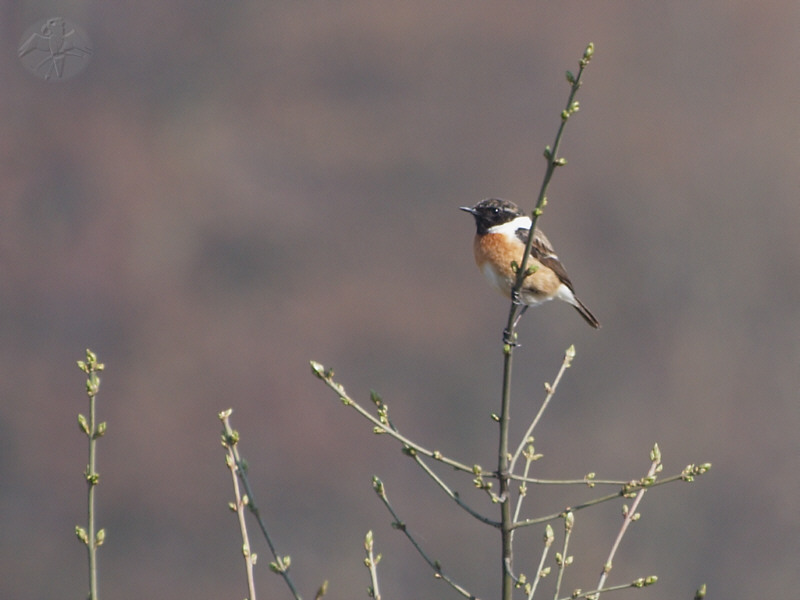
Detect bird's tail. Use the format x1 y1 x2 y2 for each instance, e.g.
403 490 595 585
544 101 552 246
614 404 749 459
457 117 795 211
573 297 601 329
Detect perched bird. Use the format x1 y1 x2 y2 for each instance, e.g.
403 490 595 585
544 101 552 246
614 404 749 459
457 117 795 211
460 198 600 328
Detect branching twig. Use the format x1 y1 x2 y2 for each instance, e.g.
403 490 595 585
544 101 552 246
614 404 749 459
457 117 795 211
306 41 712 600
219 409 258 600
310 362 478 476
510 461 710 532
219 410 305 600
557 576 658 600
370 389 499 526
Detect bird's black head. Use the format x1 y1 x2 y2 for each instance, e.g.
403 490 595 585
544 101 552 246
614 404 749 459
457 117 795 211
459 198 524 235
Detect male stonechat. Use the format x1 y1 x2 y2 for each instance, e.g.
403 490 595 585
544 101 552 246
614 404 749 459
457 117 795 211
461 198 600 328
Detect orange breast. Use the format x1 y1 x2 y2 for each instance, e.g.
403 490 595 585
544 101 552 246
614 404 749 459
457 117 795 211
473 233 561 302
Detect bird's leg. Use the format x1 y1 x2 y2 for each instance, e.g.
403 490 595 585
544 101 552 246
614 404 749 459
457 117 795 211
503 304 528 346
512 304 528 330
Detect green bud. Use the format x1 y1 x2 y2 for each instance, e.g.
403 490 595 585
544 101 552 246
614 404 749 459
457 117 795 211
544 524 555 545
309 360 326 378
650 443 661 462
75 525 89 545
564 511 575 531
77 414 90 435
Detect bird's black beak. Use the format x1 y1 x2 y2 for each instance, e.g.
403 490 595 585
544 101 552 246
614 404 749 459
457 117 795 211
459 206 477 215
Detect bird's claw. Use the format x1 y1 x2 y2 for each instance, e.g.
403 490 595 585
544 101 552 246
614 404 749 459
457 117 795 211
503 328 520 348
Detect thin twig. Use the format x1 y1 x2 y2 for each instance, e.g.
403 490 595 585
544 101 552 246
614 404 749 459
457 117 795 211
220 410 258 600
509 346 575 473
310 362 477 475
525 525 554 600
508 474 628 486
370 390 500 527
511 463 711 531
557 576 658 600
553 512 574 600
590 445 661 600
505 42 596 346
364 531 382 600
410 454 500 527
372 477 479 600
219 411 303 600
76 349 106 600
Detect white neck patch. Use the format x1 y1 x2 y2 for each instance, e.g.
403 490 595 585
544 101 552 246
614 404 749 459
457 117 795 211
487 215 532 236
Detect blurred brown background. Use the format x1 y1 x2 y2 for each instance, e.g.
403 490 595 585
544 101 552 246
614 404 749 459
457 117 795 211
1 2 798 599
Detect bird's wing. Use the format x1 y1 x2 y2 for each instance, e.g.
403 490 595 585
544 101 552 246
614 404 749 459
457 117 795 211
515 226 575 289
18 33 49 56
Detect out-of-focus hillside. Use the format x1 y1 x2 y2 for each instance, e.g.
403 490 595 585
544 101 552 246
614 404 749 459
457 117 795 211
1 2 798 599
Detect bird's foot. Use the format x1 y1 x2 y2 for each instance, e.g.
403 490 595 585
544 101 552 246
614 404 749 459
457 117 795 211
502 328 520 348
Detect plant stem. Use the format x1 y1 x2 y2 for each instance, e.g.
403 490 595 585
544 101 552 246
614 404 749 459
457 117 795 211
219 412 303 600
499 345 515 600
220 410 258 600
76 349 105 600
593 447 661 599
372 477 478 599
87 386 99 600
498 43 594 600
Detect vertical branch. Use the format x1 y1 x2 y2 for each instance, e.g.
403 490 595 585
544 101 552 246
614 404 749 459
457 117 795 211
516 43 595 294
364 531 382 600
219 410 305 600
220 409 258 600
76 349 107 600
525 524 554 600
497 43 594 600
592 445 662 599
553 512 575 600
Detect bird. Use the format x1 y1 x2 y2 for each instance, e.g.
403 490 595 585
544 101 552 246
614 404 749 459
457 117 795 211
460 198 600 329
